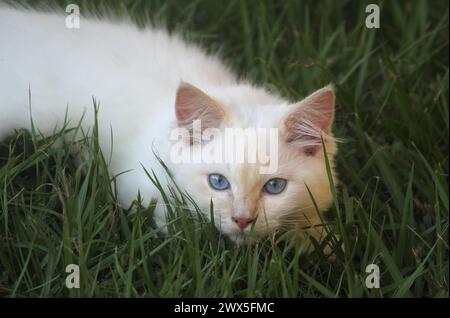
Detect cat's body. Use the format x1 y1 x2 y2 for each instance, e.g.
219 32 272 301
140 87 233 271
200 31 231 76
0 6 337 244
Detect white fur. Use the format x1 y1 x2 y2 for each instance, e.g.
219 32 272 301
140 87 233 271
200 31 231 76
0 7 336 243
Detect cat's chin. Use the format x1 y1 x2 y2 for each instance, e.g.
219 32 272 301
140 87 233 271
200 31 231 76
223 230 261 246
228 234 246 246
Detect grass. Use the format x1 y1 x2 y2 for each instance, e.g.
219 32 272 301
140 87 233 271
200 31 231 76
0 0 448 297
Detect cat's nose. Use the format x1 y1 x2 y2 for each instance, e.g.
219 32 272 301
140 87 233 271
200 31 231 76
232 216 254 230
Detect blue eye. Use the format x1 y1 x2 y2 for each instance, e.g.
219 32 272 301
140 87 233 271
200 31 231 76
263 178 287 194
208 174 230 191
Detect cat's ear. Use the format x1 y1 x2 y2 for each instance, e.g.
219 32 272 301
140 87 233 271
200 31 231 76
283 85 335 155
175 82 225 130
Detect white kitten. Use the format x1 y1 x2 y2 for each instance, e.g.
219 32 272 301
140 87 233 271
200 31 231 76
0 7 337 244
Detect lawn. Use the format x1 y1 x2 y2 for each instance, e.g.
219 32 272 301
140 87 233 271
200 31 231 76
0 0 448 297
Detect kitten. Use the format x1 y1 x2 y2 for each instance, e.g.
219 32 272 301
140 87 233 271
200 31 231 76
0 6 337 244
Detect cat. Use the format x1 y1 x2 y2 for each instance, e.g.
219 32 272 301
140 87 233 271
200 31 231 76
0 6 337 245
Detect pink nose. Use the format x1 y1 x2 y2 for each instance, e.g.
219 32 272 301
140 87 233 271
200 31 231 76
232 216 254 230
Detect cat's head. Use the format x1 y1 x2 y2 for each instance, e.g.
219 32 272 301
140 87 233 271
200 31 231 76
170 82 337 244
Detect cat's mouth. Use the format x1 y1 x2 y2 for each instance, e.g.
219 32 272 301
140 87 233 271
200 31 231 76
225 228 260 245
229 232 247 246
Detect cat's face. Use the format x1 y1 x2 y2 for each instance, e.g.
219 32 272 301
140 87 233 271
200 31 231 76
171 83 337 243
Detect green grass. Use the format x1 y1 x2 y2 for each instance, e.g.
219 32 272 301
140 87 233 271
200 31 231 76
0 0 448 297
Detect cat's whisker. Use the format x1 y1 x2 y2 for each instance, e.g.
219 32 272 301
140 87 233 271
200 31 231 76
274 205 316 218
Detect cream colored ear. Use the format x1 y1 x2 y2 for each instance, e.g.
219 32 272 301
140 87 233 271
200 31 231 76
175 82 225 129
284 85 335 154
